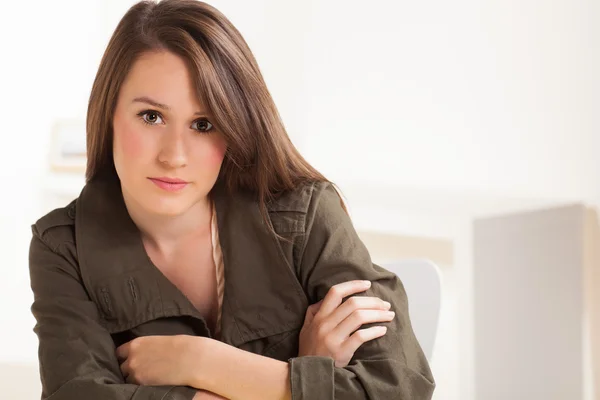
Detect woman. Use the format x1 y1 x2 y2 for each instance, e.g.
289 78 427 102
28 0 435 399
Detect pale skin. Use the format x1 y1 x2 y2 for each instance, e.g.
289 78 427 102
111 50 395 400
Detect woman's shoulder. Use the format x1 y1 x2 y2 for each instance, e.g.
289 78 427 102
31 198 78 251
31 175 122 249
267 180 336 214
266 180 345 238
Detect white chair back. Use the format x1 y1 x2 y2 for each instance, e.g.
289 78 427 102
381 259 442 361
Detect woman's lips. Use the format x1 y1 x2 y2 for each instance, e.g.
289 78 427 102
148 177 189 192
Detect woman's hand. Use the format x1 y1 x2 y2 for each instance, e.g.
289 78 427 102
298 280 395 368
116 335 200 387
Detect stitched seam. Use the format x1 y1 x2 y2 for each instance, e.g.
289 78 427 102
156 276 165 316
266 214 308 302
35 217 74 242
262 328 299 357
159 385 178 400
289 358 296 400
229 296 246 342
99 306 200 332
128 277 138 303
296 181 317 269
100 287 112 317
404 364 436 387
41 233 74 255
269 216 304 234
240 320 301 339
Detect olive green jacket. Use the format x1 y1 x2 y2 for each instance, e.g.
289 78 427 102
29 176 435 399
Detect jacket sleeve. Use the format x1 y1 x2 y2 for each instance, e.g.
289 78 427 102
287 183 436 400
28 230 197 400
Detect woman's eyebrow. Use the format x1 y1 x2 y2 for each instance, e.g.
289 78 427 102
132 96 208 116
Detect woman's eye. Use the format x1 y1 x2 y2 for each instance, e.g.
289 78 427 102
137 110 213 133
139 110 163 125
192 119 214 133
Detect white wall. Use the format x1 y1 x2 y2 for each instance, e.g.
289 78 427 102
0 0 109 366
302 0 600 204
300 3 598 398
0 1 598 399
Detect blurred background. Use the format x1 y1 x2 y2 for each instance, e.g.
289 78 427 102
0 0 598 399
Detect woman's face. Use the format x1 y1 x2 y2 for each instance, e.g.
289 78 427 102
112 50 227 217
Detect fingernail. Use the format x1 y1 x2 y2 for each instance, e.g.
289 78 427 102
363 280 371 287
378 326 387 332
383 301 391 309
387 311 395 317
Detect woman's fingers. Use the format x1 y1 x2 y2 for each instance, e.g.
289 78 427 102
303 299 324 325
309 299 324 315
318 280 372 317
120 359 131 381
299 281 394 368
335 326 389 367
334 309 395 340
326 296 391 328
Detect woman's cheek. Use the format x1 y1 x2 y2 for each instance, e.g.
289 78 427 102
206 137 227 166
119 129 146 160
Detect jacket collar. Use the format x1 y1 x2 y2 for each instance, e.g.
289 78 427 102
75 175 308 347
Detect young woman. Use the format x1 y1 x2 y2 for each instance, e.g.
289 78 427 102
28 1 435 399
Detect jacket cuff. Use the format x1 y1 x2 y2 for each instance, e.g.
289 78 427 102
289 356 335 400
134 385 197 400
163 385 198 400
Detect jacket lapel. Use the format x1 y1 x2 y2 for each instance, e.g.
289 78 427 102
75 176 208 335
75 176 308 347
212 182 308 347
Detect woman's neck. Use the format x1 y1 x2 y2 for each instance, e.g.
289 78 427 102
122 189 213 256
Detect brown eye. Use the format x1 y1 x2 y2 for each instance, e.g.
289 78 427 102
144 111 159 124
192 119 214 133
146 112 157 123
138 110 163 125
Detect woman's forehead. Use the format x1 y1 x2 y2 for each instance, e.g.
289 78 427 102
119 51 207 113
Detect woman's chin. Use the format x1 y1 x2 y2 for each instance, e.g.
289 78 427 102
142 196 195 218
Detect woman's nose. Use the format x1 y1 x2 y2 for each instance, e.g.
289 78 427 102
157 130 188 168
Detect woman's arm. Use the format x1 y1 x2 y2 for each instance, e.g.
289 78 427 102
28 228 197 400
185 281 390 400
160 182 434 400
285 182 435 399
187 337 291 400
114 333 288 400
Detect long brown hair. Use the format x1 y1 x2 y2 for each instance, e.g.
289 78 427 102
86 0 344 220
